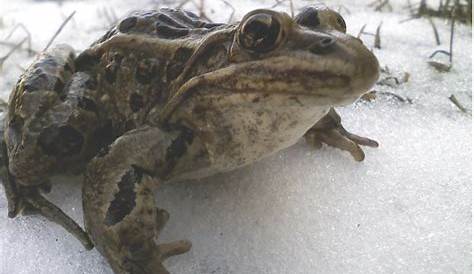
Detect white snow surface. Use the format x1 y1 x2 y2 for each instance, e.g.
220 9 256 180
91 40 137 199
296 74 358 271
0 0 471 273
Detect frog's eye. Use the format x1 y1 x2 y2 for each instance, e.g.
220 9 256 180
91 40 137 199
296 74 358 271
335 14 346 33
238 13 283 53
295 7 320 28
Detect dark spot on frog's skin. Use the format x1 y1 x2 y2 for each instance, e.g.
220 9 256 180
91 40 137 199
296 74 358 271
164 125 194 173
92 121 119 152
38 125 84 157
77 97 98 113
167 47 193 81
23 68 49 92
118 16 138 33
252 97 261 103
157 13 187 29
53 79 65 93
75 51 100 71
84 77 98 90
161 7 176 13
129 93 144 112
155 23 190 39
171 9 211 28
295 7 320 28
184 10 199 19
104 166 143 226
37 57 58 70
128 243 149 259
96 28 118 44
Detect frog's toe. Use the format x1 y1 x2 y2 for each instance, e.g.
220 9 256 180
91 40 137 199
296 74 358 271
305 108 378 161
158 240 192 261
155 212 191 261
306 128 367 161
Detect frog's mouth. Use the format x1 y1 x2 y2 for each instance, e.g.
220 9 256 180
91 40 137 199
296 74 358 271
200 51 378 106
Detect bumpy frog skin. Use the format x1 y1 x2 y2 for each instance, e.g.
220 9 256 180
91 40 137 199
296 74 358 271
1 5 379 274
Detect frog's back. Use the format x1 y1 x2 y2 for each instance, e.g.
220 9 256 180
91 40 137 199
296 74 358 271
5 8 233 182
95 8 225 44
74 9 230 133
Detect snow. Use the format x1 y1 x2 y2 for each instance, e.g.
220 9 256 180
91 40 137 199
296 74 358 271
0 0 471 273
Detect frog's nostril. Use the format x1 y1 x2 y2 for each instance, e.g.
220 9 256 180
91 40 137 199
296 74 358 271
320 37 336 47
310 37 336 54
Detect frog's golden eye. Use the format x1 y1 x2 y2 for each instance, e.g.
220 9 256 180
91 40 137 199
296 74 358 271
238 13 282 53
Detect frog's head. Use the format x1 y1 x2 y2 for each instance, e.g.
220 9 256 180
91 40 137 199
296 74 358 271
214 6 379 106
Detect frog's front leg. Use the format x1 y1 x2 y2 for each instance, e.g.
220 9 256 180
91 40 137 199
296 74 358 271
83 126 191 274
305 108 378 161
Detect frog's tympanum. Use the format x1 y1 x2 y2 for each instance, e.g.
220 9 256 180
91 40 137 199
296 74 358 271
1 5 379 274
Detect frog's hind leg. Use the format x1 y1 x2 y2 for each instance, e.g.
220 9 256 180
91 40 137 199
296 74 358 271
305 108 379 161
83 126 191 274
1 44 96 249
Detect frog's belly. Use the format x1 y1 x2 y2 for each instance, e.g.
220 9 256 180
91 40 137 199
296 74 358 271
168 95 330 182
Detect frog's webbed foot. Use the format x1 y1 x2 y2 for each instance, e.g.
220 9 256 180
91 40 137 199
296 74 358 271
83 127 191 274
305 108 378 161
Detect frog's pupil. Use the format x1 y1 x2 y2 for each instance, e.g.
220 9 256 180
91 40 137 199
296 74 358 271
245 20 268 41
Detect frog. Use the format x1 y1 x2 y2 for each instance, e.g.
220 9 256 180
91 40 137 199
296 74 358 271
1 4 379 274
